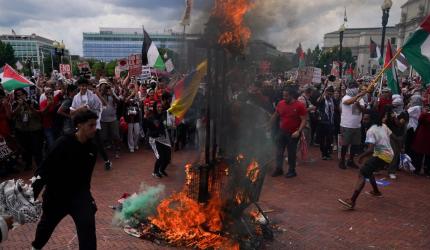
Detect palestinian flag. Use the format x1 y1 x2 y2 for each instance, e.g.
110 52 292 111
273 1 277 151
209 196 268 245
0 64 33 92
402 15 430 86
142 30 166 70
384 40 400 94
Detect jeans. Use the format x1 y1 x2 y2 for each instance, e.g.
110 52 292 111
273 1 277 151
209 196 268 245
43 128 56 150
276 131 299 174
15 129 44 169
153 141 172 174
127 123 140 150
318 123 333 157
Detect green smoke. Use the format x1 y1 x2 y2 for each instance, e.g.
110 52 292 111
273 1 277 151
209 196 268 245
113 183 165 226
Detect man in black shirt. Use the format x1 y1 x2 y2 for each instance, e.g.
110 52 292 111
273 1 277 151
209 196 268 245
31 110 99 250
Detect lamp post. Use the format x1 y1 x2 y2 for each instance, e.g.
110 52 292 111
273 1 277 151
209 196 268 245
52 40 65 70
380 0 393 61
339 24 346 78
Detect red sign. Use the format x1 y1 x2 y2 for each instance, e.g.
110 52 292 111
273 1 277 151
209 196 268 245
128 54 142 77
59 64 72 79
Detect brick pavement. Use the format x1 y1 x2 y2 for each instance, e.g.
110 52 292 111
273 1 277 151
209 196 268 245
1 146 430 250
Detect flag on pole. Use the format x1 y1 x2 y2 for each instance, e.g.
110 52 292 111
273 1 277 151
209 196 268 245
180 0 193 26
384 40 400 94
331 61 340 78
370 38 381 59
396 53 409 72
344 7 348 23
402 15 430 86
142 29 166 70
168 60 207 119
0 64 33 92
297 43 305 68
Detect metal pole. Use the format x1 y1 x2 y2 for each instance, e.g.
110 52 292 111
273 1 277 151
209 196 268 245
339 31 344 78
380 8 390 63
205 48 212 165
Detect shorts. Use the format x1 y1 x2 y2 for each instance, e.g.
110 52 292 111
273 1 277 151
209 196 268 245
340 127 361 146
360 156 387 178
101 121 120 142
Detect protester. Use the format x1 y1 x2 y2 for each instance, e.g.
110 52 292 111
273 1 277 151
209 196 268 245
411 104 430 177
71 78 112 170
339 81 366 169
270 87 307 178
31 110 99 250
57 84 78 135
338 109 393 209
316 85 335 160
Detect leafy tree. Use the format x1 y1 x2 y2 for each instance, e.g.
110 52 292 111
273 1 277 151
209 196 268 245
0 41 17 67
105 61 117 77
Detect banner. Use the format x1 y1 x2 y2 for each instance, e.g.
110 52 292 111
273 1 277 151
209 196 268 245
59 64 72 79
128 54 142 77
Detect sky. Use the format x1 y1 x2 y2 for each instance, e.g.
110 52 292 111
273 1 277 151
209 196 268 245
0 0 408 56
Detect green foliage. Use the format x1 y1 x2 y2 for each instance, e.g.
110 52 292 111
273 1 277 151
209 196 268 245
0 41 17 67
105 61 117 77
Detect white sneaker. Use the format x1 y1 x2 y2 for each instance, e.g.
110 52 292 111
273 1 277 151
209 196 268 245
389 173 397 180
129 149 134 153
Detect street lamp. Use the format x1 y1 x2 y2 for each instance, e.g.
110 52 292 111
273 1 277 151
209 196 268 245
339 24 346 78
53 40 65 70
380 0 393 62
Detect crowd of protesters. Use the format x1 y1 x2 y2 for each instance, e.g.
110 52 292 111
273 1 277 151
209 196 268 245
0 71 201 179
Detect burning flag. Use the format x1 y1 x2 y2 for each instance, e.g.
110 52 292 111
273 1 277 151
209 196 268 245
0 64 33 92
212 0 253 53
168 60 207 119
142 29 165 70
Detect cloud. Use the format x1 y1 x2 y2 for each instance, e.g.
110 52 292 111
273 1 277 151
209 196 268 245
0 0 407 55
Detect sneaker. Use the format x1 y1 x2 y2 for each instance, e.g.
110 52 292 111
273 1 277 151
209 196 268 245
347 159 359 169
322 156 328 160
104 160 112 170
366 191 383 197
389 173 397 180
129 149 134 153
338 161 346 170
337 198 355 209
285 172 297 178
152 173 162 178
271 169 284 177
160 170 168 177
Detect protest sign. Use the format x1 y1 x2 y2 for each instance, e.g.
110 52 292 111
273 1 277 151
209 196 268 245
118 58 129 71
296 67 322 85
59 64 72 79
141 65 151 80
128 54 142 77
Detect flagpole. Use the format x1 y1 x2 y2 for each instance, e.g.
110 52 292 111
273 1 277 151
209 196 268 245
370 48 403 89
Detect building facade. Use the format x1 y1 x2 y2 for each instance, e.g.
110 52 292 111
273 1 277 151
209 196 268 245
0 33 69 69
82 27 200 62
323 27 398 75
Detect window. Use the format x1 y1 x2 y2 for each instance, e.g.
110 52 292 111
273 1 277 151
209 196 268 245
391 37 396 45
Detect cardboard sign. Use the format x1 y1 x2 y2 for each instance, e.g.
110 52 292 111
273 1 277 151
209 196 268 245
59 64 72 79
128 54 142 77
117 58 129 71
141 65 151 80
296 67 321 85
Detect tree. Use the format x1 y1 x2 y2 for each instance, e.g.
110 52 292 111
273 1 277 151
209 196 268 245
317 46 354 75
105 61 117 77
0 41 17 68
270 55 295 73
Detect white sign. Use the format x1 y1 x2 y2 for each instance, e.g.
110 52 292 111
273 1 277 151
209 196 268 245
312 68 322 84
141 65 151 79
296 67 322 85
117 58 129 71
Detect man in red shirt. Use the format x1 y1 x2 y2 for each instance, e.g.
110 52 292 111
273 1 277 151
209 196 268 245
39 88 61 149
270 87 307 178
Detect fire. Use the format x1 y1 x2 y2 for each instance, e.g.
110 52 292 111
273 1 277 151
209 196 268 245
246 160 260 183
185 164 193 186
212 0 253 51
150 192 237 249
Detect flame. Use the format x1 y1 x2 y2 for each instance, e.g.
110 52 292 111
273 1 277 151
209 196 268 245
150 191 237 249
185 164 193 186
212 0 253 51
246 160 260 183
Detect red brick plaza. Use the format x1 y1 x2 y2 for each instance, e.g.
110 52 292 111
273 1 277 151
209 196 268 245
2 147 430 250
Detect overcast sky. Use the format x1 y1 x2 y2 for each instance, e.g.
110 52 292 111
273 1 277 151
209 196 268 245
0 0 408 55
